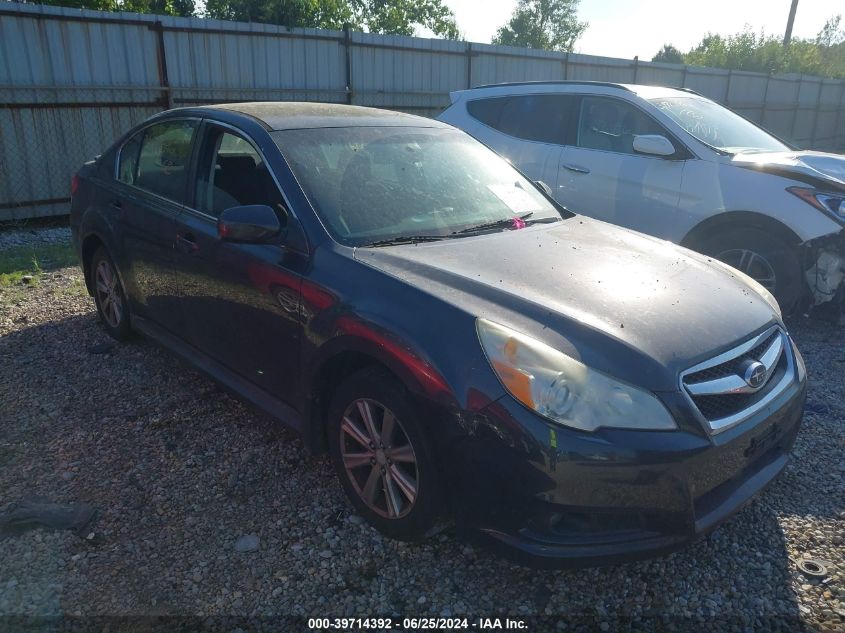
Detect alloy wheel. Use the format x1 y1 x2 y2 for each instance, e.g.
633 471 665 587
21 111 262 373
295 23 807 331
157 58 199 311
95 259 123 328
717 248 777 292
339 398 419 519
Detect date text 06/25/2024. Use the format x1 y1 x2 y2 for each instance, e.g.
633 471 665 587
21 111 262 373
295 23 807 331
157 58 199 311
307 617 528 630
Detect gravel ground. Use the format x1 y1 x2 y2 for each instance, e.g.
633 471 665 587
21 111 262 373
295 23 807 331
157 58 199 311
0 230 843 632
0 227 71 251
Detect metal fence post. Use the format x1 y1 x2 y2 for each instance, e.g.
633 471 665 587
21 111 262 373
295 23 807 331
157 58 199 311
151 21 172 109
343 24 353 105
789 75 803 144
760 73 771 126
465 42 473 89
632 56 639 84
834 81 845 152
809 79 824 149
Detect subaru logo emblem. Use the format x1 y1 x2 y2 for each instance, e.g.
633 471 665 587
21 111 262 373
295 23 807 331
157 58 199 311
742 360 767 389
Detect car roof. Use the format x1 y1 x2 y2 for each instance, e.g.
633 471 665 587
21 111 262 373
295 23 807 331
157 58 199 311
174 102 451 131
453 81 699 101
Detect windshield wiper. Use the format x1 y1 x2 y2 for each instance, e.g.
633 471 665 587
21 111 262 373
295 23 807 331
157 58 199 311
453 213 534 235
364 235 452 247
452 212 559 235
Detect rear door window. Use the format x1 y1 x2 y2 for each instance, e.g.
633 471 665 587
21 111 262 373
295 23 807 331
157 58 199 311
468 94 577 145
134 120 199 204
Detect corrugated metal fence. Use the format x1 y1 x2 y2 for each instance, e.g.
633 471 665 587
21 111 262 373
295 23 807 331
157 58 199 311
1 1 844 221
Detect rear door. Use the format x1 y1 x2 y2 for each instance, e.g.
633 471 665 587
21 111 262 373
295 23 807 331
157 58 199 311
172 122 303 404
463 94 578 191
114 118 199 335
558 96 686 238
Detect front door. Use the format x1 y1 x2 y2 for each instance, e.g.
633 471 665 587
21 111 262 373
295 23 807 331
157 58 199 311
172 123 304 405
557 96 686 239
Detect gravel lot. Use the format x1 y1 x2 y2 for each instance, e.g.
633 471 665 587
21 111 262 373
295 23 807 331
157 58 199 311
0 230 843 632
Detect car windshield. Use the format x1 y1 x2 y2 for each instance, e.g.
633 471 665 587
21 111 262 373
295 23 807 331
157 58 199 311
649 96 789 154
272 126 564 247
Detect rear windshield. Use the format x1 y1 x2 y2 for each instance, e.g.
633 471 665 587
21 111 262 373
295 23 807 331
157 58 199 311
272 126 563 247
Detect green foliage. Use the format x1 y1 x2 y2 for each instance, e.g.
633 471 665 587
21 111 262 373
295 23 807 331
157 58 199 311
355 0 460 38
204 0 352 29
492 0 587 52
204 0 459 36
682 16 845 79
29 0 194 15
121 0 195 17
27 0 117 10
652 44 684 64
26 0 461 37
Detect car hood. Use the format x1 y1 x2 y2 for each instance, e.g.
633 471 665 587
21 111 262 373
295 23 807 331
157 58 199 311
731 150 845 191
354 218 780 392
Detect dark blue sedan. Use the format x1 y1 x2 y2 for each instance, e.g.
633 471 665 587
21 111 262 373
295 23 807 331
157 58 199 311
70 103 806 566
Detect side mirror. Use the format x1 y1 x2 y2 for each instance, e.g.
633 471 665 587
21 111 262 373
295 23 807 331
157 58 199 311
633 134 676 157
534 180 553 197
218 205 283 243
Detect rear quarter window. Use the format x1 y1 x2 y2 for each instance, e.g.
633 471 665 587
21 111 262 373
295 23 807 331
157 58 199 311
117 133 142 185
467 97 508 129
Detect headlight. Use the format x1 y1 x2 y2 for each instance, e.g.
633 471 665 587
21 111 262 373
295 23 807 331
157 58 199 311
476 319 676 432
788 186 845 221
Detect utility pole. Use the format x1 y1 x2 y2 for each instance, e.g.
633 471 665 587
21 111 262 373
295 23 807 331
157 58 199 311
783 0 799 47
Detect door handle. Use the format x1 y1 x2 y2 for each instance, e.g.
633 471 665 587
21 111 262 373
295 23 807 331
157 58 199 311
176 233 199 254
561 163 591 174
110 199 123 210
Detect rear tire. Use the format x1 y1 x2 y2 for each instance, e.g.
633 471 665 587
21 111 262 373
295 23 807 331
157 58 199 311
90 247 131 341
696 228 803 314
327 367 443 541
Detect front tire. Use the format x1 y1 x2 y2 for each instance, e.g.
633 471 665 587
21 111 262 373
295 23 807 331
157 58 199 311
696 228 803 313
90 247 131 341
327 367 443 541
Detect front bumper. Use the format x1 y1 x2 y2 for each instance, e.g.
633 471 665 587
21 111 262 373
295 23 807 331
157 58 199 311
445 374 806 568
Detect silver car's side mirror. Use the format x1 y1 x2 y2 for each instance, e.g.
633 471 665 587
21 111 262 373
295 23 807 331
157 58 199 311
633 134 676 157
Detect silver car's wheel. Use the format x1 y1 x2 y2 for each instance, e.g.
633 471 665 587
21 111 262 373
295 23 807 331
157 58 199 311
339 398 419 519
716 248 777 292
95 259 123 328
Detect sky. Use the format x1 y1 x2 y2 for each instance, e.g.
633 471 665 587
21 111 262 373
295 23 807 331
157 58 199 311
436 0 838 60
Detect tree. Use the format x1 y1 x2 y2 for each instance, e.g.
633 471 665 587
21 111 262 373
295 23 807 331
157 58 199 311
204 0 459 37
492 0 587 52
122 0 195 17
205 0 352 30
683 24 842 77
652 44 684 64
27 0 460 37
29 0 194 15
356 0 460 39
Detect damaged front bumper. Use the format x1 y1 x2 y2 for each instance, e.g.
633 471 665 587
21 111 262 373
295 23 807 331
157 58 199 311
803 231 845 307
444 376 806 568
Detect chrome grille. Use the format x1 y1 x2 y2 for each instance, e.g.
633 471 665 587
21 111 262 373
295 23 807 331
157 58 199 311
680 326 794 434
